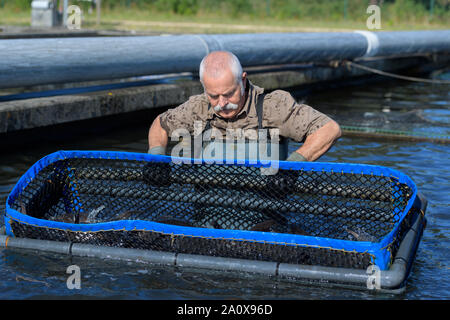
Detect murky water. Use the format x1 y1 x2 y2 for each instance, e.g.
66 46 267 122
0 71 448 300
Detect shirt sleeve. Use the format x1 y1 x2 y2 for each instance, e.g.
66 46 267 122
159 94 208 137
263 90 332 142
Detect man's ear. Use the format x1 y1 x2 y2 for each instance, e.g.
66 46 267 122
242 72 247 86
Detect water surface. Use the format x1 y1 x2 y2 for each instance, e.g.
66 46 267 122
0 73 448 300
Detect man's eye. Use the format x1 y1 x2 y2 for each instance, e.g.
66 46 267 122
209 94 219 99
226 88 237 97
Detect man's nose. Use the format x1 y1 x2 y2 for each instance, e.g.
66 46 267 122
219 95 228 107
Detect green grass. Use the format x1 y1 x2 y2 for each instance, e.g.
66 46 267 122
0 0 448 33
0 7 30 26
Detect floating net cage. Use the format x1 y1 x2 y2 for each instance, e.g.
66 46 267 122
3 150 426 281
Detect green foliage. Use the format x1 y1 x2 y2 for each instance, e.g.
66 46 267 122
2 0 448 25
387 0 427 21
228 0 253 17
155 0 199 15
4 0 32 10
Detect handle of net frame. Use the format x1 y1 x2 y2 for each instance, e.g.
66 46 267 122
74 164 398 203
75 180 397 223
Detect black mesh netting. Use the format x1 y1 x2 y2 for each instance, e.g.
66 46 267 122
7 157 414 269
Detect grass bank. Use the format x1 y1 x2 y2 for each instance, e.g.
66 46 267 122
0 0 448 33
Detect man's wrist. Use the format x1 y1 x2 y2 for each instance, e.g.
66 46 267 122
286 151 307 162
148 146 166 155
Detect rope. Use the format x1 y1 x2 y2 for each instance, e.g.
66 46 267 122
344 60 450 85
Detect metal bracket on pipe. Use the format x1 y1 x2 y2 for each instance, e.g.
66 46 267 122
354 30 380 57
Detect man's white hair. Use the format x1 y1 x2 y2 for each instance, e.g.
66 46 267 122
199 51 244 90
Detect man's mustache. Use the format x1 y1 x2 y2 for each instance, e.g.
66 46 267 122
213 102 239 112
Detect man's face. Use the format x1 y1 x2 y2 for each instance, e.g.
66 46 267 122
203 70 246 119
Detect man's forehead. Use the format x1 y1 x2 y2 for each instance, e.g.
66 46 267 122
203 65 234 81
203 70 238 93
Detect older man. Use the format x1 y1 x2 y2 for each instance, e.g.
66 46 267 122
148 51 341 162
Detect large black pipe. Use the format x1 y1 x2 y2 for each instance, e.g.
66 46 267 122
1 31 449 89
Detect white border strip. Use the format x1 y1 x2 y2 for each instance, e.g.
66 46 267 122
354 30 380 57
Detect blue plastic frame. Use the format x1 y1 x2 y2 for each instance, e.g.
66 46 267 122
4 150 418 270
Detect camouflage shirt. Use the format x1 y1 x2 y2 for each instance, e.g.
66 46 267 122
159 80 332 142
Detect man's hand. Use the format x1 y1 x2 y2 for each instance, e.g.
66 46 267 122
148 115 169 154
286 151 307 162
145 116 171 186
292 120 341 162
148 146 166 156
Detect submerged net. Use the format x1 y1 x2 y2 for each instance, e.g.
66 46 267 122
308 82 450 144
332 109 450 144
5 151 417 270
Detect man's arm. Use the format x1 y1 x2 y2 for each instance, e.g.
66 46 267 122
148 94 208 154
290 119 341 161
262 90 341 162
148 115 169 154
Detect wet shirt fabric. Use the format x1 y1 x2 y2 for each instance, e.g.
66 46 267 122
159 80 332 142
